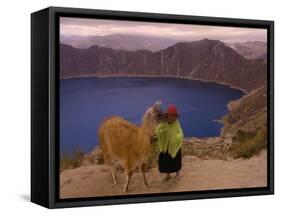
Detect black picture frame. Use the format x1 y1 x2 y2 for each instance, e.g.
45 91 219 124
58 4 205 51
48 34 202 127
31 6 274 208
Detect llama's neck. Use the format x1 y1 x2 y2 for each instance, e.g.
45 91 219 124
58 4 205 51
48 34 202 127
140 114 157 141
137 112 156 162
138 122 153 159
140 121 149 136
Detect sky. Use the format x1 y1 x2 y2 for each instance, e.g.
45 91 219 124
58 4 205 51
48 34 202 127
60 17 267 43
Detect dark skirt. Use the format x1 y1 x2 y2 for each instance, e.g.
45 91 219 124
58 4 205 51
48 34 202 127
158 148 182 173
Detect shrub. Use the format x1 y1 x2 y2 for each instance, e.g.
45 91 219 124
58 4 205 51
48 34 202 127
231 127 267 159
60 147 85 171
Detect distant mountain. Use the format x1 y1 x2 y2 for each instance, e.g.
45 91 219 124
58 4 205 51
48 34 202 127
60 39 266 92
225 41 267 60
60 34 180 51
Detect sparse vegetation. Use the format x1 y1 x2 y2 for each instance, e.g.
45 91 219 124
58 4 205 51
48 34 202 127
60 147 85 171
230 126 267 158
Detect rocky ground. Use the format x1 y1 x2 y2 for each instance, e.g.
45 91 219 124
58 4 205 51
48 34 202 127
60 147 267 199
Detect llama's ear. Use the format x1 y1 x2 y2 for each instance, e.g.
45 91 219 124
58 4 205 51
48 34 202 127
153 100 162 111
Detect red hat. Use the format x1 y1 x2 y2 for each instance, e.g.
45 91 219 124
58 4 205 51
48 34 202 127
166 104 179 116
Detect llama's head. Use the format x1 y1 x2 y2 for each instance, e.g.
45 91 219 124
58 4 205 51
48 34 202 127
152 100 165 123
141 100 165 138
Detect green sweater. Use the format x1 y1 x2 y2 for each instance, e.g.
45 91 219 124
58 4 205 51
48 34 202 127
155 120 184 158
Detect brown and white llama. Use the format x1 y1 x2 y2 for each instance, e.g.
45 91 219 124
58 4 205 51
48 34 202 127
98 101 164 193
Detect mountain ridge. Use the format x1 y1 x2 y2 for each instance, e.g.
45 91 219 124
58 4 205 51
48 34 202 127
60 39 266 92
60 34 180 51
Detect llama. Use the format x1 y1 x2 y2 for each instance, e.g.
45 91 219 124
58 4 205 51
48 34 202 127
98 101 164 193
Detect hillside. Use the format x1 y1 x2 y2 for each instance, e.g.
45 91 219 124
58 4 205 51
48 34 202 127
60 39 266 92
221 84 267 136
226 41 267 60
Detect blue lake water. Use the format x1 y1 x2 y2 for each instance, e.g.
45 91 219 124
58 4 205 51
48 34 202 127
60 77 244 153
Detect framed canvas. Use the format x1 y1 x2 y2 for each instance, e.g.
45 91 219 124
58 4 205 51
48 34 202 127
31 6 274 208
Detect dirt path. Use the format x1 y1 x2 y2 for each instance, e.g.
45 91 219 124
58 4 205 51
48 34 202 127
60 150 267 199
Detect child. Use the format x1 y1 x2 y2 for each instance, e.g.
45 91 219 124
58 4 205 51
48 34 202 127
155 104 184 181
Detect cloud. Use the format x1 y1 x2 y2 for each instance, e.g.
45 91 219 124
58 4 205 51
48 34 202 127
60 17 267 42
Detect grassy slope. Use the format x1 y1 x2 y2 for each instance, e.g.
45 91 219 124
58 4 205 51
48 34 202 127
221 85 267 158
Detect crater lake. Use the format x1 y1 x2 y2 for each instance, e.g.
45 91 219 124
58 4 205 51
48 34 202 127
60 77 244 153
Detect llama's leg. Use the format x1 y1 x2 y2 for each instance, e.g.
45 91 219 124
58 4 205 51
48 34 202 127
140 164 148 187
124 170 133 193
103 153 117 185
111 166 118 185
